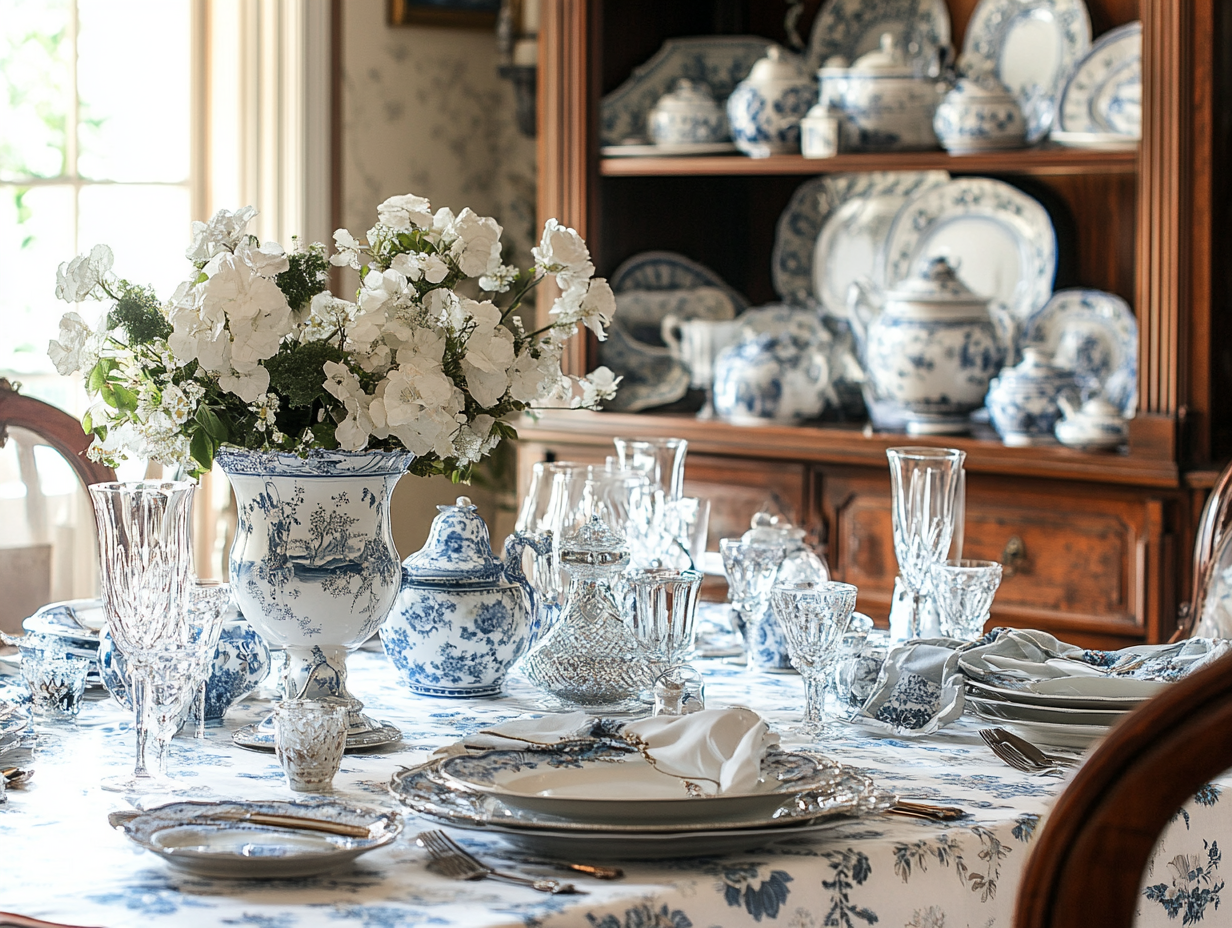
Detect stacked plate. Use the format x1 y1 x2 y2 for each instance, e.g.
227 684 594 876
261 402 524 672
965 675 1166 748
389 740 893 860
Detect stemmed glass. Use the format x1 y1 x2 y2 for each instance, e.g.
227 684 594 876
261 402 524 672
770 580 858 738
612 437 687 503
89 480 197 791
720 536 786 660
629 568 703 715
932 559 1003 641
185 582 236 738
886 447 966 640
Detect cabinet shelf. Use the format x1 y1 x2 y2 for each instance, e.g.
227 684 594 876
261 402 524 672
599 146 1139 178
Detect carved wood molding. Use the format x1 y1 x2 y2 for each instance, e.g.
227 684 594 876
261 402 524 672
0 379 116 489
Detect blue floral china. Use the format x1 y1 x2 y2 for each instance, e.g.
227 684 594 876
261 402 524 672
1057 21 1141 136
933 73 1027 153
1054 395 1128 451
852 256 1004 435
727 46 815 157
384 496 549 698
648 79 727 145
986 347 1082 446
19 599 103 684
97 605 272 722
807 0 952 75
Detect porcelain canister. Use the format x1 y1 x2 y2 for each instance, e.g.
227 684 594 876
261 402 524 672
383 496 549 698
648 79 727 145
1054 395 1128 451
856 257 1004 434
987 348 1083 446
819 33 944 152
933 73 1027 153
726 45 816 158
713 308 832 425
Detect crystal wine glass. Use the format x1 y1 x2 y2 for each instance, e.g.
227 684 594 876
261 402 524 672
932 559 1003 641
629 567 703 715
89 480 196 791
770 580 858 738
185 581 236 738
720 536 786 656
886 447 966 640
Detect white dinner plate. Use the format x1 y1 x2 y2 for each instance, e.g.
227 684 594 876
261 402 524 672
1049 130 1139 150
1057 21 1141 135
112 800 401 879
601 142 738 157
960 0 1092 142
879 177 1057 322
966 692 1128 726
436 743 840 825
966 675 1165 710
991 715 1110 749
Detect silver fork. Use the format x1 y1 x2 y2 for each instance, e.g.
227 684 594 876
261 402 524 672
979 729 1064 775
989 727 1080 768
416 830 584 895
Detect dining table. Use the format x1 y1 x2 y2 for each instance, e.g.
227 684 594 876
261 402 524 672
1 616 1227 928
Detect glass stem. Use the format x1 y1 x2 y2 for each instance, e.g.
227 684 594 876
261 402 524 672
194 680 206 739
802 673 829 729
909 588 922 640
131 666 152 779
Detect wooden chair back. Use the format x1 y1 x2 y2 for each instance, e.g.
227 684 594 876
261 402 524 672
1014 649 1232 927
0 378 115 488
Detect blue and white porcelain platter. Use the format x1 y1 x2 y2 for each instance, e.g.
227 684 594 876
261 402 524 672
436 743 840 825
771 171 951 312
879 177 1057 321
960 0 1092 143
1057 21 1141 135
114 800 402 879
806 0 952 73
600 37 772 146
1021 288 1137 415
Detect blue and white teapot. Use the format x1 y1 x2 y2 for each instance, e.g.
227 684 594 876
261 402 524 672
383 497 550 698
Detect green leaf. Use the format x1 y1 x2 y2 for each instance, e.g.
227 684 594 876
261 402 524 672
190 429 215 473
87 362 107 395
81 410 93 433
111 384 139 412
196 406 228 441
99 383 118 408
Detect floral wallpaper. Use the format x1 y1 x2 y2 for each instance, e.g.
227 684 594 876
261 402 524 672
341 0 533 552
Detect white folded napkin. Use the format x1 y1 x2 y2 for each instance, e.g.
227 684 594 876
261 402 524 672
621 707 779 796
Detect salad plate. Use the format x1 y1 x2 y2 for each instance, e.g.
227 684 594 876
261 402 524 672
879 177 1057 321
111 800 402 879
966 674 1165 710
601 37 772 147
436 743 841 825
806 0 952 74
1022 288 1137 414
1057 21 1141 135
966 693 1126 726
990 715 1110 749
960 0 1092 143
771 171 949 311
601 142 738 157
1049 130 1138 151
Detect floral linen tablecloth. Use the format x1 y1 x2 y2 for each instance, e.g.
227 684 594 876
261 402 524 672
0 646 1225 928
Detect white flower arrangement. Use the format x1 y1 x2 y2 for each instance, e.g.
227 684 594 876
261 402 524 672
49 197 619 480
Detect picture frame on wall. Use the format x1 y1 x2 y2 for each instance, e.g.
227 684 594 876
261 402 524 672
387 0 501 29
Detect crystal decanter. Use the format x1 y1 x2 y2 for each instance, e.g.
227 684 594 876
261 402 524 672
520 515 652 711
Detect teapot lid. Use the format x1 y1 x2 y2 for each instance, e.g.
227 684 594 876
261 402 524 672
403 496 505 584
850 33 913 76
747 45 809 84
885 256 989 306
560 516 629 572
948 71 1018 103
654 78 717 108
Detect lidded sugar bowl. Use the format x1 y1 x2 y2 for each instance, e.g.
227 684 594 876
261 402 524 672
383 496 549 698
648 79 727 145
727 45 815 157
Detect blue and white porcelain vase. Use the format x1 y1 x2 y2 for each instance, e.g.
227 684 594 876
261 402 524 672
384 496 549 698
986 348 1083 446
727 46 815 157
216 448 412 747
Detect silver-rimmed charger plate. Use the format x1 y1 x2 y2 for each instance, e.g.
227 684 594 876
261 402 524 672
770 171 950 312
807 0 952 73
880 176 1057 322
436 742 842 825
111 800 402 879
1021 288 1137 414
966 675 1165 710
960 0 1092 142
1057 21 1141 135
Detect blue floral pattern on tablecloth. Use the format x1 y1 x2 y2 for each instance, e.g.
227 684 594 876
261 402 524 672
1 639 1229 927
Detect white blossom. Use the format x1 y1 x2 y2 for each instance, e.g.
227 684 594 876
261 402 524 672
533 219 595 289
377 194 433 231
330 228 365 269
550 277 615 340
574 366 621 408
185 206 257 265
447 209 503 278
55 244 114 303
479 264 519 293
235 239 290 278
47 312 97 375
161 384 192 425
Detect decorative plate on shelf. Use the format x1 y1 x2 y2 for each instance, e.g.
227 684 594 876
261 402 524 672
1021 288 1137 415
771 171 950 313
600 37 772 147
601 141 739 157
1057 21 1141 136
879 177 1057 322
806 0 952 74
960 0 1092 143
1048 130 1139 150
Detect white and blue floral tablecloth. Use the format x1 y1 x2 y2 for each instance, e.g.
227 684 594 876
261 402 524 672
0 644 1225 928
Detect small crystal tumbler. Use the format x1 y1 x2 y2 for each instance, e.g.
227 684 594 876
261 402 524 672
22 653 90 719
273 700 348 792
653 665 706 716
932 559 1003 640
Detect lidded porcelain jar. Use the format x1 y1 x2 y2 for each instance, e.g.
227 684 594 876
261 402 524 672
857 257 1004 434
726 45 816 158
383 496 549 698
1054 395 1129 451
934 73 1027 153
820 33 944 151
648 79 727 145
986 348 1083 447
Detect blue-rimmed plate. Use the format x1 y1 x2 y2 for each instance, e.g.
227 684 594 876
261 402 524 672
880 177 1057 322
807 0 951 74
1057 21 1141 135
1022 288 1137 415
436 742 841 826
960 0 1092 143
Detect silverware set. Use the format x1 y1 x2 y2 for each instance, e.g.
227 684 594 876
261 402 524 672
980 727 1079 775
417 830 587 895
